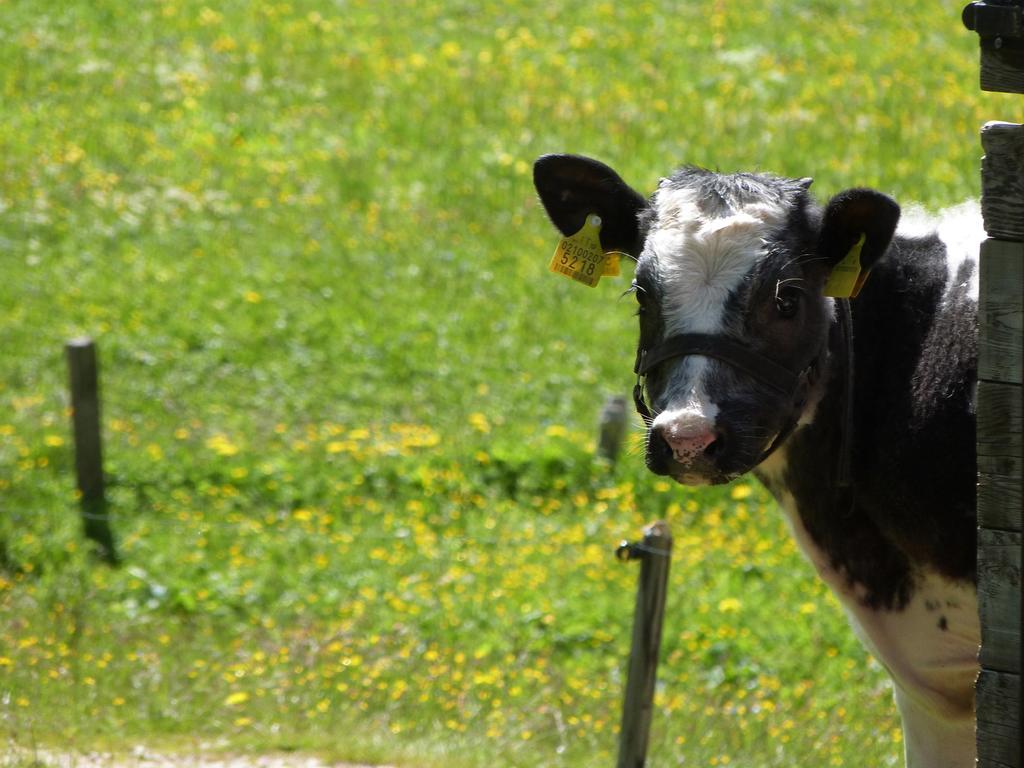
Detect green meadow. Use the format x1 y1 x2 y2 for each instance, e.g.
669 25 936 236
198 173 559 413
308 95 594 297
0 1 1013 766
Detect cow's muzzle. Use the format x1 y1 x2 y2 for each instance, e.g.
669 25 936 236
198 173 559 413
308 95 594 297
633 333 819 467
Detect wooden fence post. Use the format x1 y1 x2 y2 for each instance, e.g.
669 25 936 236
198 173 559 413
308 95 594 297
615 520 672 768
964 6 1024 766
66 338 118 564
598 395 629 464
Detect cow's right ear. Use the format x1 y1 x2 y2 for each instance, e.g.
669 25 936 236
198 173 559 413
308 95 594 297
533 154 648 255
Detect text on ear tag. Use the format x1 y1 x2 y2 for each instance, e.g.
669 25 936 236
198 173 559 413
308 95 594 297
549 214 614 287
824 232 868 298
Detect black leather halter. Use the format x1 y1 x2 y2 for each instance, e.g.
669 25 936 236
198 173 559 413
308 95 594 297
635 334 802 396
632 300 854 473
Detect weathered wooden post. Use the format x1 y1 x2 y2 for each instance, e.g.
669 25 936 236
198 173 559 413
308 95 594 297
598 394 629 464
963 6 1024 766
615 520 672 768
66 337 118 564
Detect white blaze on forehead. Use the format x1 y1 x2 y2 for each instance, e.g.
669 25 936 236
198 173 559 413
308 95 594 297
646 185 791 336
897 200 983 301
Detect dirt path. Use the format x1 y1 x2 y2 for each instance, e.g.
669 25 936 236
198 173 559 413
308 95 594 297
10 745 393 768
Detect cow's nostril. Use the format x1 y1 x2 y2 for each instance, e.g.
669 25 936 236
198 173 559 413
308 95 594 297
703 435 722 459
704 425 729 460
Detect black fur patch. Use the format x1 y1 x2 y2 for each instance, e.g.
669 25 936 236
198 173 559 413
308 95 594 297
766 233 977 608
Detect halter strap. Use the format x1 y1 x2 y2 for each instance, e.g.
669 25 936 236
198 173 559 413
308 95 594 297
635 333 799 396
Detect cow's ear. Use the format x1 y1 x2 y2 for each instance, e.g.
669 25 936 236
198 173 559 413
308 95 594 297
533 154 648 255
817 188 900 272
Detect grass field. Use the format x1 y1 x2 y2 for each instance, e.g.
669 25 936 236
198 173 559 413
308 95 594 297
0 1 1013 766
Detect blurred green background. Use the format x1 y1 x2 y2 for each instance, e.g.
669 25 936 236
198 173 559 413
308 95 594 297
0 1 1013 766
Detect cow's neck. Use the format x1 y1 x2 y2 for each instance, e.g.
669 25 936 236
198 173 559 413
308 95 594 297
754 292 916 609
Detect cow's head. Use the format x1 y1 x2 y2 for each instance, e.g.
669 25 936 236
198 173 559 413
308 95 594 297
534 154 899 485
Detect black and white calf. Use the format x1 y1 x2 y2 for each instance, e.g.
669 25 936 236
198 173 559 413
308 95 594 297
534 155 982 768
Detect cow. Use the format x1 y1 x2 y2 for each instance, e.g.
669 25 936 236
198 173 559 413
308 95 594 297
533 154 982 768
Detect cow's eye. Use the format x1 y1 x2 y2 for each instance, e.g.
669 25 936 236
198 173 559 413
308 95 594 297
632 283 647 314
775 290 800 319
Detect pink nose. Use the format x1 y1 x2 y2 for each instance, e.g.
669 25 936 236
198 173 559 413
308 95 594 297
659 425 717 463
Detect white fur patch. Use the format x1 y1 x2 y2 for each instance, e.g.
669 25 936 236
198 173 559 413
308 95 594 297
648 186 789 336
897 201 983 302
755 458 979 768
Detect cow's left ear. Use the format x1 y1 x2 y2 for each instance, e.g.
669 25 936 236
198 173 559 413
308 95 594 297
817 188 900 272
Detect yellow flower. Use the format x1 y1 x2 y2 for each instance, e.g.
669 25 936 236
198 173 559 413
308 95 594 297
718 597 742 613
43 435 64 447
730 484 752 500
469 412 490 433
198 7 222 25
212 35 237 53
224 691 249 706
206 434 239 457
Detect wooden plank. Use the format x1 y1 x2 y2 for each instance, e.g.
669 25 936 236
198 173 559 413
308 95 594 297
964 1 1024 95
982 123 1024 240
977 381 1023 531
981 48 1024 96
980 468 1024 532
979 239 1024 386
978 528 1023 674
616 521 672 768
976 669 1021 768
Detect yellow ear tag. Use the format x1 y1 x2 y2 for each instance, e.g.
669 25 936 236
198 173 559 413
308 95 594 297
823 232 868 298
549 214 616 287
